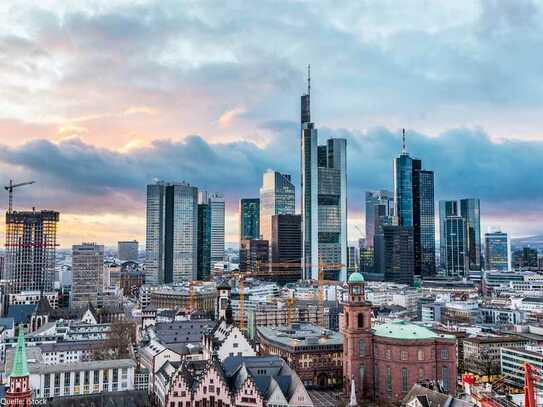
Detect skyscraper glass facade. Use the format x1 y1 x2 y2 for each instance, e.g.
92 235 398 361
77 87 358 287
460 198 482 271
485 231 510 271
240 198 260 241
260 171 295 244
197 203 211 281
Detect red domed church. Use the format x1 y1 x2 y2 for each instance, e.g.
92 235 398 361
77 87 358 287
340 272 457 404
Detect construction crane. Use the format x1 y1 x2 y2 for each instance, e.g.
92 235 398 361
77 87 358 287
188 281 205 313
4 180 35 213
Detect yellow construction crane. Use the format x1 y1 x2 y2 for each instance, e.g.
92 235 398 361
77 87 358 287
4 180 35 213
188 280 205 313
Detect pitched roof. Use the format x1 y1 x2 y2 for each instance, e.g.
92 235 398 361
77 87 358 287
11 330 29 378
7 304 35 324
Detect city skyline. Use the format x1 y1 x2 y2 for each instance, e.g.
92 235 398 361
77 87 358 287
0 1 542 246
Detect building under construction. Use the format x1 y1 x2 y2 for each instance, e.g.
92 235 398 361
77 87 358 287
4 210 59 294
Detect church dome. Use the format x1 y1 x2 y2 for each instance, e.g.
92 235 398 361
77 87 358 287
348 272 364 283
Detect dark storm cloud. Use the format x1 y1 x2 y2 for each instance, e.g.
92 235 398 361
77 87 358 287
0 127 541 224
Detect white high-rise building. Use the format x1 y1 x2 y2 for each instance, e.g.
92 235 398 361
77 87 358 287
145 181 198 284
72 243 104 307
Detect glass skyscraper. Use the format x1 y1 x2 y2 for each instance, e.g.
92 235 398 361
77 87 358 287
393 131 435 277
439 200 458 269
485 231 510 271
259 170 295 246
145 181 198 284
240 198 260 241
365 190 394 249
460 198 482 271
300 68 348 281
197 203 211 281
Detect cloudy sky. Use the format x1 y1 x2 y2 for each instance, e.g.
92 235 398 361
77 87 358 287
0 0 542 247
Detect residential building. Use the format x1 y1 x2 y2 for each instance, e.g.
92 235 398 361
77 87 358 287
145 181 199 284
117 240 138 262
485 231 510 271
240 198 260 241
4 210 59 294
71 243 104 307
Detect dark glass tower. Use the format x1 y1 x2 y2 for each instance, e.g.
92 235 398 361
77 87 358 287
460 198 481 271
383 225 414 285
271 214 302 281
197 203 211 281
240 198 260 241
393 130 435 277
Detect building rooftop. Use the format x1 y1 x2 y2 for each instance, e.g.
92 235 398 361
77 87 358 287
463 335 527 344
257 323 343 349
373 321 454 340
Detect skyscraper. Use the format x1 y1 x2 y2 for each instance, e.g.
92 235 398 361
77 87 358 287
271 214 302 281
317 138 347 281
365 190 394 249
240 198 260 241
145 181 198 284
512 247 538 270
117 240 138 262
197 203 211 281
393 130 435 277
207 193 225 265
300 67 348 281
460 198 482 271
383 225 415 285
439 200 458 269
259 170 295 244
485 231 510 271
239 239 269 274
71 243 104 307
4 210 59 294
443 215 468 278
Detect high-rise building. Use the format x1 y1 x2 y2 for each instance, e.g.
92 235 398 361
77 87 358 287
443 215 468 278
259 170 295 244
393 130 435 277
439 200 458 270
145 181 198 284
240 199 260 241
197 203 211 281
117 240 138 262
207 193 225 265
318 138 347 281
460 199 482 271
512 247 538 270
300 68 347 281
383 225 415 285
271 214 302 280
71 243 104 307
365 191 394 249
485 231 510 271
347 246 359 277
239 240 269 274
4 210 59 294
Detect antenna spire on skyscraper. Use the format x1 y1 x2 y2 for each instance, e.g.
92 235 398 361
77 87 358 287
308 64 311 97
402 128 407 154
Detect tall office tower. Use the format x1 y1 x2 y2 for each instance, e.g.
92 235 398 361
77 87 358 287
197 203 211 281
271 214 302 281
443 215 468 278
439 200 458 270
207 193 225 265
259 170 295 244
383 225 414 285
485 231 510 271
240 198 260 241
5 210 59 294
365 190 394 249
301 66 319 281
239 239 269 274
347 246 359 276
393 130 435 277
117 240 138 262
145 181 198 284
318 138 348 281
71 243 104 307
512 247 538 270
460 199 482 271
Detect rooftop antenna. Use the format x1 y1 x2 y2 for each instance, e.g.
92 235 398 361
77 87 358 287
307 64 311 96
402 128 407 154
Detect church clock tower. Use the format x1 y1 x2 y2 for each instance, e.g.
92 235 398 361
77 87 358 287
6 330 32 406
340 272 374 403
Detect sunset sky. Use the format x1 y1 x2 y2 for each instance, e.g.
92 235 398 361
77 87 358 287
0 0 542 247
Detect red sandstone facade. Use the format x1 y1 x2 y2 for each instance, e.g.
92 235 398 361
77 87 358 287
5 375 32 406
341 274 457 404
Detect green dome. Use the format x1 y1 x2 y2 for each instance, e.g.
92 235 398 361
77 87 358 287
348 272 364 283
